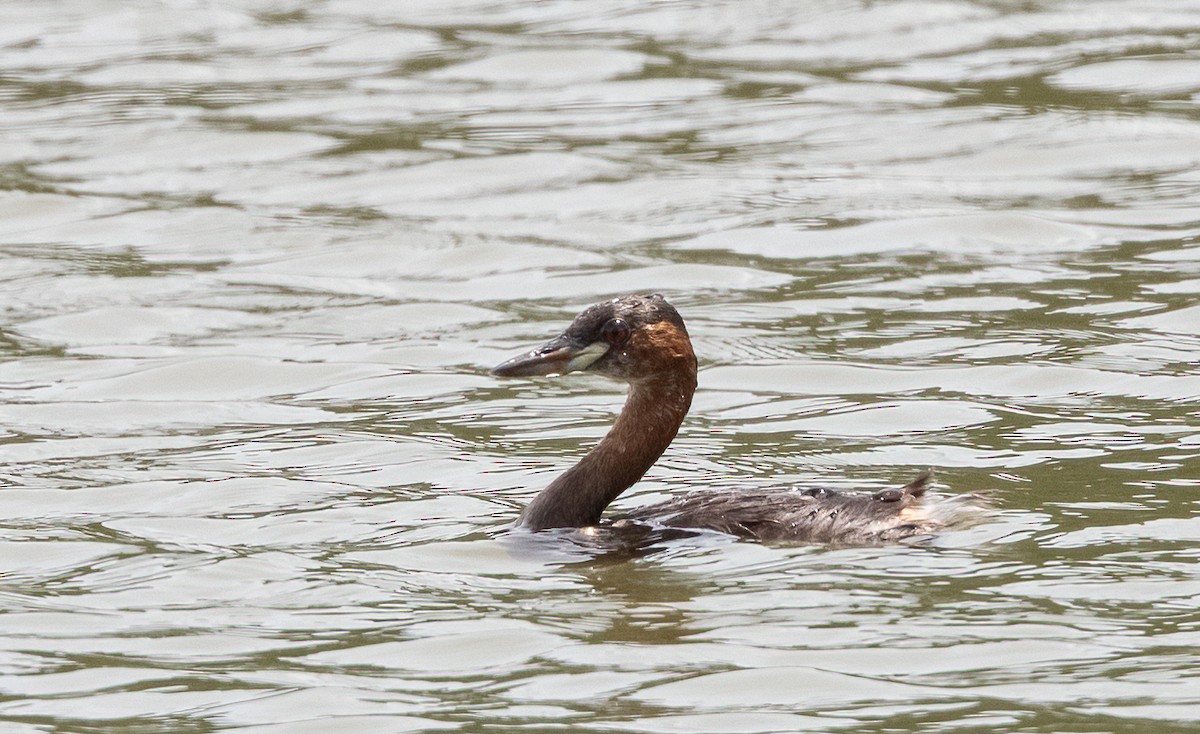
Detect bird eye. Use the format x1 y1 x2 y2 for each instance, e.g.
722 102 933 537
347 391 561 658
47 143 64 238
600 318 630 345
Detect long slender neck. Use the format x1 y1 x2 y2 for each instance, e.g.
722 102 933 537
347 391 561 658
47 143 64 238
518 370 696 530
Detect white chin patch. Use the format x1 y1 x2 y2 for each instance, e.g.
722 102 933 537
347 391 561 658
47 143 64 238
565 341 610 372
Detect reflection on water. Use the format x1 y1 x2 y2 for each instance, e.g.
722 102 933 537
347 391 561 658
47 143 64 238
2 0 1200 731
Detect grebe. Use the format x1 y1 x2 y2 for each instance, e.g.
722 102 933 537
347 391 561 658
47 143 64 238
492 293 982 544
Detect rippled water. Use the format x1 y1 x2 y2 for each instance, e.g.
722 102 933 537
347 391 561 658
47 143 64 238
2 1 1200 731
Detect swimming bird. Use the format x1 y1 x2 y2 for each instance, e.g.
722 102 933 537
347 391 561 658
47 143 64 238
491 293 982 544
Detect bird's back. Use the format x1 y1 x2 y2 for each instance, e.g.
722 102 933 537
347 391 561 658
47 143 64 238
621 471 984 544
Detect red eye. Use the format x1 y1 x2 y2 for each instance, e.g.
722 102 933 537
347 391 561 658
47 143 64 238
600 318 630 345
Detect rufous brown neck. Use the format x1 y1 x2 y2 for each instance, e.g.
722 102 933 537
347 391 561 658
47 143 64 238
517 368 696 530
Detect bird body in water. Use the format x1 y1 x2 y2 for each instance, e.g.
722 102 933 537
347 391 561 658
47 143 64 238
491 294 983 545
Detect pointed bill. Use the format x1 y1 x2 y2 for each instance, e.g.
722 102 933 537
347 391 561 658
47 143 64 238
491 336 609 378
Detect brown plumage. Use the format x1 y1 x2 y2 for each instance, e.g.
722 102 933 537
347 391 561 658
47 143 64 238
491 294 986 544
622 470 960 544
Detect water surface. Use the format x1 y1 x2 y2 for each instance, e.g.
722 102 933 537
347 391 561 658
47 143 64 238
2 1 1200 732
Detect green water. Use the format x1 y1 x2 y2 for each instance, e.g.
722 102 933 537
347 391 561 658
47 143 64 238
2 1 1199 732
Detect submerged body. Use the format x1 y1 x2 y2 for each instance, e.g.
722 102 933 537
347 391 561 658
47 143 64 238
492 294 983 544
622 472 944 545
